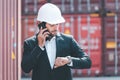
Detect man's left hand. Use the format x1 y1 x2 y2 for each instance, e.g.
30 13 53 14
54 57 70 68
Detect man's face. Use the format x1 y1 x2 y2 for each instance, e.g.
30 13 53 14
46 23 59 36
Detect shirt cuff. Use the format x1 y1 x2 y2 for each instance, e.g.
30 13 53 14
67 61 73 66
66 56 73 66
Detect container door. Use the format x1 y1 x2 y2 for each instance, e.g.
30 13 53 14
75 15 102 77
60 14 102 77
103 14 120 76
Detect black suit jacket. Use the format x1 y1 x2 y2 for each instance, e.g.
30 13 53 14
21 33 91 80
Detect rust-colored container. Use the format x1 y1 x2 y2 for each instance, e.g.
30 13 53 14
105 0 120 12
73 14 102 76
21 0 120 77
21 16 37 77
22 0 47 15
0 0 21 80
22 0 102 15
104 17 120 38
103 14 120 76
51 0 101 13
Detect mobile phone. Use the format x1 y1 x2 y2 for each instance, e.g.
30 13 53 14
38 22 53 40
38 22 46 29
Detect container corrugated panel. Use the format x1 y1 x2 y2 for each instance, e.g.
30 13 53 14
21 16 37 77
75 15 102 76
103 13 120 76
21 16 38 44
59 14 102 76
104 51 120 76
0 0 21 80
22 0 47 15
22 0 101 15
104 16 120 38
105 0 120 12
51 0 101 13
21 14 102 77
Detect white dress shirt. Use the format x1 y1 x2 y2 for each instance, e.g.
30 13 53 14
39 33 72 69
45 37 56 69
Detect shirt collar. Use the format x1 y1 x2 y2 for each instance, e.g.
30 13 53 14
46 32 61 42
56 32 61 36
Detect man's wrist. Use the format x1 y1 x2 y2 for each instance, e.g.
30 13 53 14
66 56 73 66
66 56 72 64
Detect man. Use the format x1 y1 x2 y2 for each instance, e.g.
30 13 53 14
21 3 91 80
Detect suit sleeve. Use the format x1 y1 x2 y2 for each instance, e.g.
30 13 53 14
21 40 44 73
69 37 92 69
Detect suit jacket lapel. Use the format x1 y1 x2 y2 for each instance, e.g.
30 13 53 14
35 34 52 70
56 34 64 57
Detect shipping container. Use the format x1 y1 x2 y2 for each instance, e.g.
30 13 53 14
105 0 120 12
103 14 120 76
22 0 47 15
51 0 101 13
71 14 102 76
21 16 37 77
22 0 102 15
0 0 21 80
22 0 120 15
21 0 120 77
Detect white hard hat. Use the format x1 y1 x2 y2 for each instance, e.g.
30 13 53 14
37 3 65 24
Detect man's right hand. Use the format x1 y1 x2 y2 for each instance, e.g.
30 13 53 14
37 27 49 47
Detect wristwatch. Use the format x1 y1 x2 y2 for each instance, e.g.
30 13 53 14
66 56 72 64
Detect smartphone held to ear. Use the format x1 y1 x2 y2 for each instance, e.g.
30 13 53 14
38 22 53 40
38 22 46 29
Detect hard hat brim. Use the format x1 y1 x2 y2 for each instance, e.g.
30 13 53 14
37 16 65 24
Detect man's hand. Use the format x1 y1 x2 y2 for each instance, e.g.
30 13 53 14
54 57 70 68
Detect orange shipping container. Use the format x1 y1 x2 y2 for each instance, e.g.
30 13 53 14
62 14 102 76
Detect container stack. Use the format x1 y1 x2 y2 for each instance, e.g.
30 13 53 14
21 0 120 77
